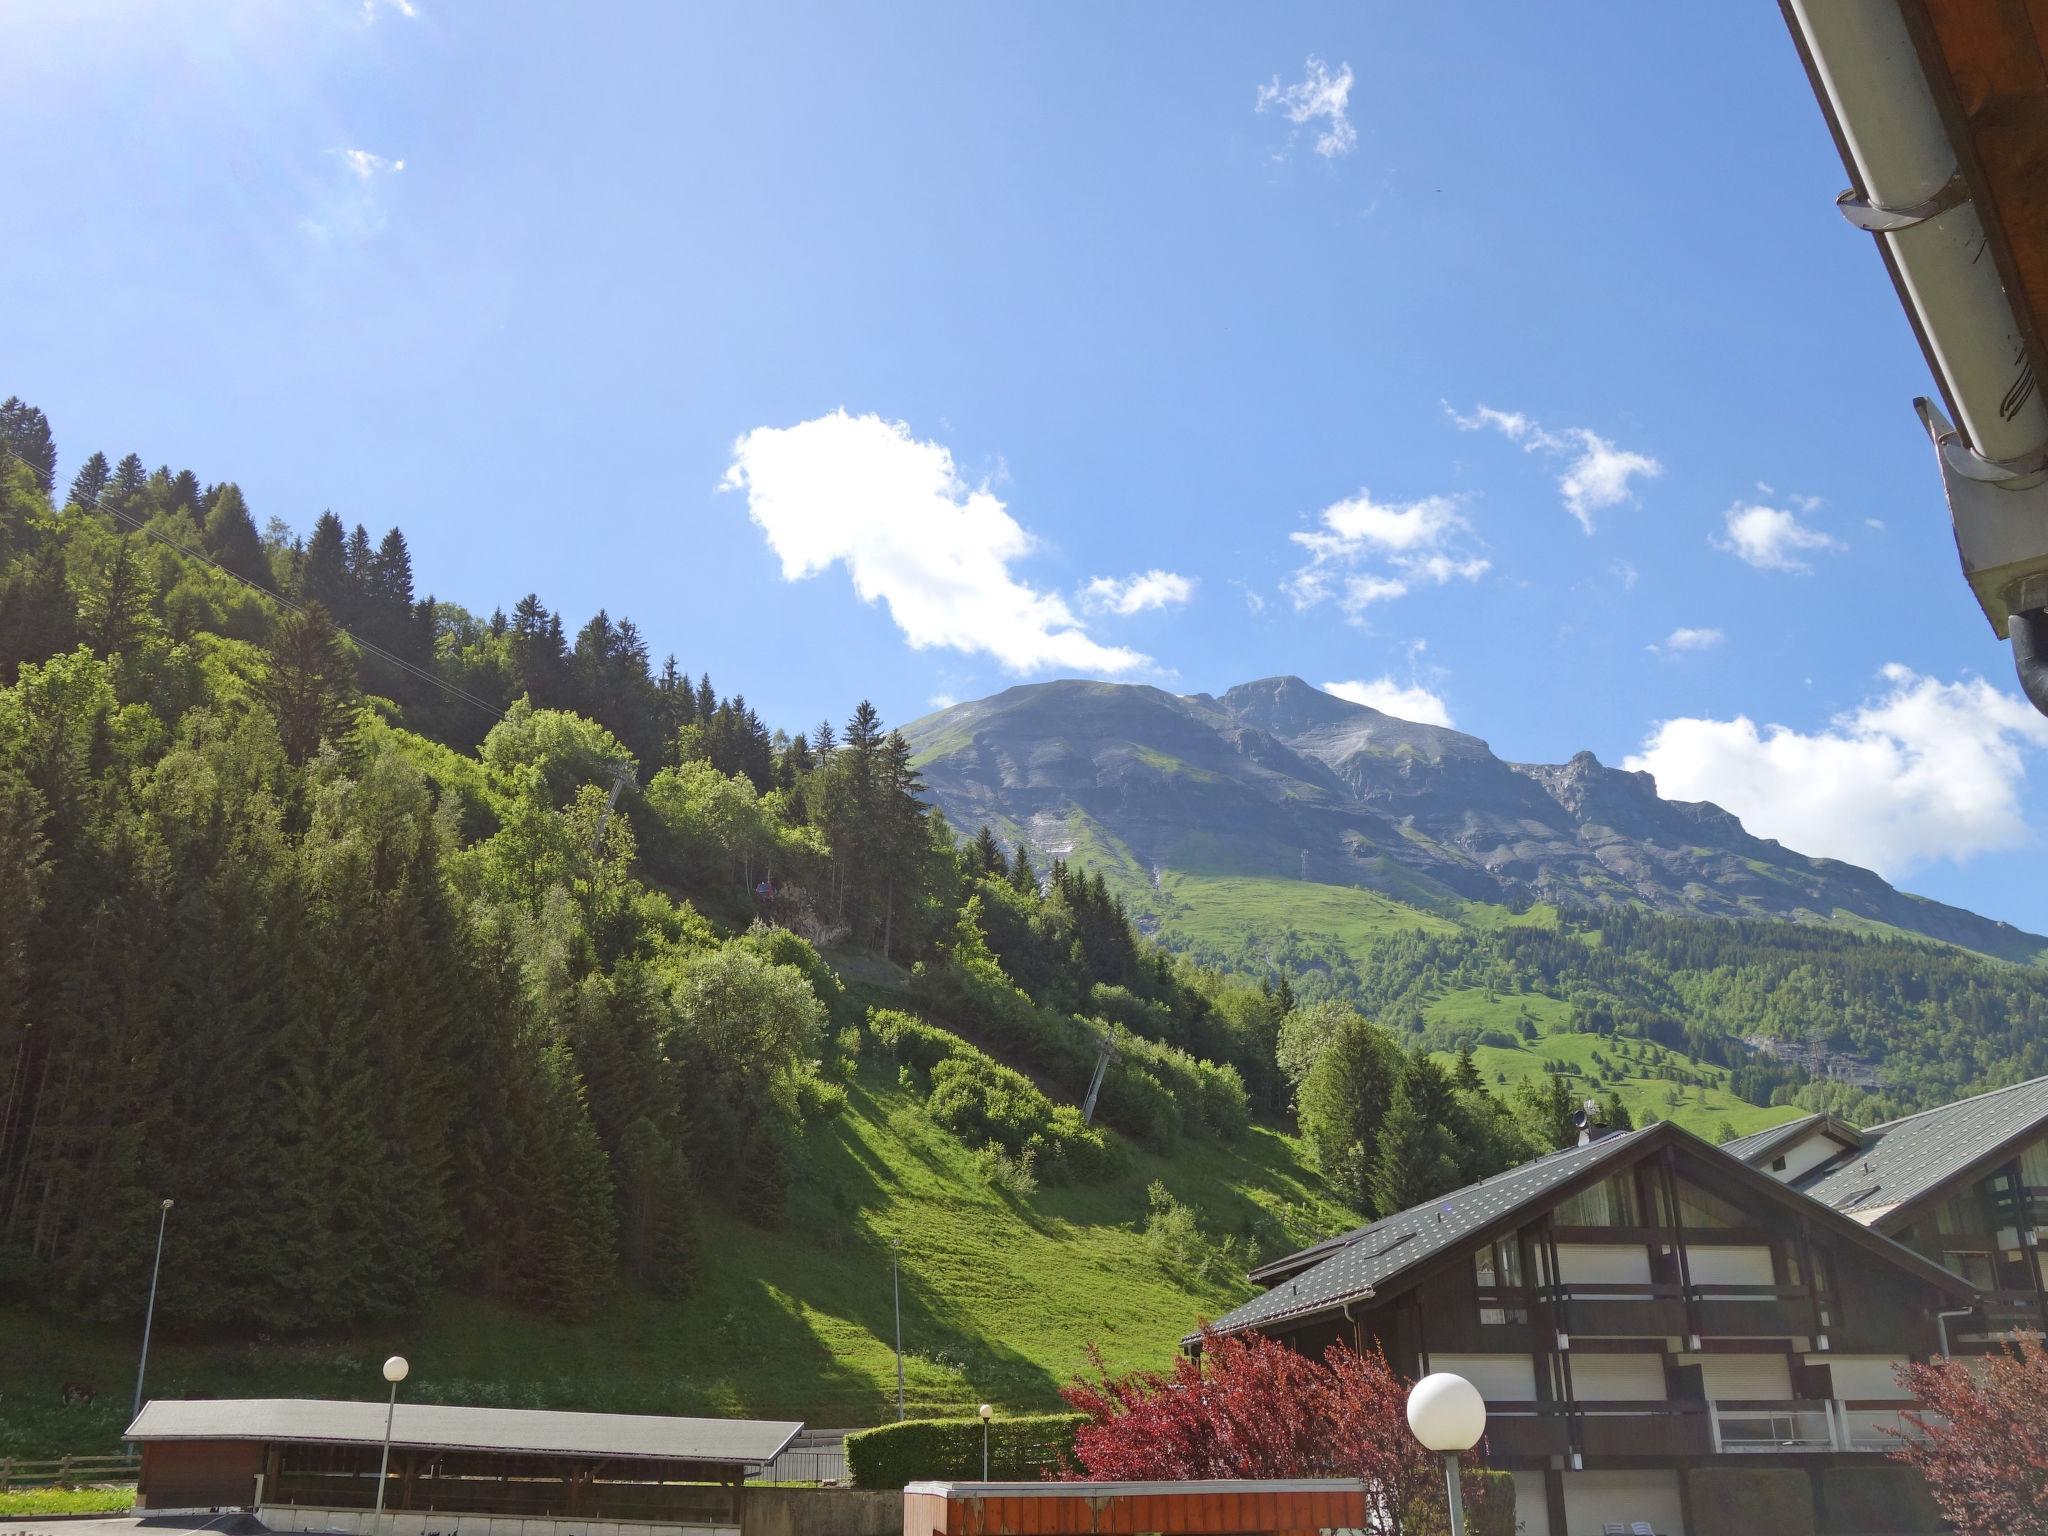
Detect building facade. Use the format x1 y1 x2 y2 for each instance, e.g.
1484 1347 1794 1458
1197 1122 1975 1536
1730 1074 2048 1343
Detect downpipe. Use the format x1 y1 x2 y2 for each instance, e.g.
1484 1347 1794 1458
2011 611 2048 717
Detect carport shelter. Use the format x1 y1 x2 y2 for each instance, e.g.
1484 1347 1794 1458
125 1398 802 1536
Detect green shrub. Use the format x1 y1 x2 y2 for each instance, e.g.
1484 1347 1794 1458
1819 1465 1943 1534
845 1412 1084 1489
1031 1103 1125 1185
1400 1469 1514 1536
1686 1466 1814 1536
969 1142 1038 1197
794 1068 845 1122
928 1054 1051 1154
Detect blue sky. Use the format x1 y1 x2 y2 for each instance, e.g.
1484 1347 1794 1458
10 0 2048 931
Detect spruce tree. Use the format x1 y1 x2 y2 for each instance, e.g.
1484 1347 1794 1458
109 453 146 503
1369 1083 1462 1217
972 824 1008 878
66 451 110 512
203 484 268 586
0 398 55 494
300 511 351 613
1454 1046 1483 1092
260 603 360 764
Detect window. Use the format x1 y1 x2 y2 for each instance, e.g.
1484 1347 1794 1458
1770 1155 1788 1173
1934 1189 1988 1236
1555 1172 1641 1228
1943 1250 1996 1289
1674 1178 1745 1230
1474 1238 1528 1325
2018 1135 2048 1189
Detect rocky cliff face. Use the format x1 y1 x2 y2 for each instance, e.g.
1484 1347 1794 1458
902 675 2045 963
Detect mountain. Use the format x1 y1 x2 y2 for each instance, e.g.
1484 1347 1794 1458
903 675 2048 965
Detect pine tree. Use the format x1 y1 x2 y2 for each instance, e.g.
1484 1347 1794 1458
260 603 360 764
1369 1083 1461 1217
202 484 268 587
0 398 55 494
109 453 146 504
66 452 110 512
167 468 201 512
1454 1046 1483 1092
300 511 351 613
1010 843 1038 894
972 824 1008 878
78 536 157 656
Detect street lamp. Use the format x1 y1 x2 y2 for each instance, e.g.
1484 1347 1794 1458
373 1355 409 1535
891 1240 905 1421
1406 1373 1486 1536
978 1403 992 1480
131 1199 174 1422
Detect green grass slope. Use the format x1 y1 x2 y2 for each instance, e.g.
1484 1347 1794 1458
1 1068 1356 1458
1417 986 1797 1140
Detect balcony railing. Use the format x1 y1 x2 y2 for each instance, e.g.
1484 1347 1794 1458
1480 1399 1934 1459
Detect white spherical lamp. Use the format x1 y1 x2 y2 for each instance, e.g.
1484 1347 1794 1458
1407 1372 1486 1452
383 1355 410 1384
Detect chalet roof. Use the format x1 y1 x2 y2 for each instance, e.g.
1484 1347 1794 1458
124 1399 802 1467
1196 1121 1975 1345
1793 1074 2048 1227
1198 1129 1652 1341
1720 1113 1861 1168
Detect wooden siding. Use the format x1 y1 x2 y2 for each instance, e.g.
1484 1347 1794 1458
138 1440 265 1509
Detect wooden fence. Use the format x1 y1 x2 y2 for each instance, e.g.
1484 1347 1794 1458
0 1454 140 1491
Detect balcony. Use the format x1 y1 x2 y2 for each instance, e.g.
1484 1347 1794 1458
1836 1400 1933 1452
1482 1400 1934 1460
1549 1283 1687 1338
1690 1284 1813 1338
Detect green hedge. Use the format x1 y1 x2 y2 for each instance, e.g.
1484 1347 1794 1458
1687 1467 1814 1536
845 1412 1084 1489
1820 1465 1944 1534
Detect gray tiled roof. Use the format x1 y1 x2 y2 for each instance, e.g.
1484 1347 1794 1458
1718 1115 1821 1165
1795 1074 2048 1225
1198 1130 1651 1340
124 1399 802 1466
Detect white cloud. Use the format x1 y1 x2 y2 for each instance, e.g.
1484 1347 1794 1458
1230 579 1267 615
1256 57 1357 159
301 147 405 241
1450 403 1661 533
1624 664 2048 878
1650 626 1725 654
1082 569 1196 616
1285 489 1488 622
1323 676 1455 728
927 693 958 710
1610 559 1641 591
340 148 405 182
359 0 419 18
1716 501 1844 572
723 410 1145 675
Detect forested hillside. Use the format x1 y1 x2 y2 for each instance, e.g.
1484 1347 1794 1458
0 399 1580 1433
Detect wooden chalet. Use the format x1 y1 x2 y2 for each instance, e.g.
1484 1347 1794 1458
1729 1072 2048 1341
1196 1120 1976 1536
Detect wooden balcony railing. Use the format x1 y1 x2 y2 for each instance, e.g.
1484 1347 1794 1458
1478 1399 1934 1459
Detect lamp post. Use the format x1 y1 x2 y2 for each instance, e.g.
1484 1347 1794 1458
373 1355 409 1535
1406 1373 1486 1536
891 1240 905 1421
131 1199 174 1423
978 1403 992 1480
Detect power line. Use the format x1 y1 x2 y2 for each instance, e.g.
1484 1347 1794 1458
5 440 510 723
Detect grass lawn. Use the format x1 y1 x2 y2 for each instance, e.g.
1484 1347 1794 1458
1420 985 1800 1140
2 1068 1357 1459
1150 873 1458 952
0 1487 136 1516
